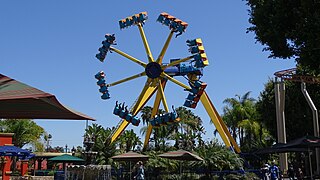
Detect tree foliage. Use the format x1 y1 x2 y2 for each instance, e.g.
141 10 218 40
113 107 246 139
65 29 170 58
0 119 45 148
246 0 320 75
140 106 205 151
221 92 272 151
84 123 117 165
256 79 320 141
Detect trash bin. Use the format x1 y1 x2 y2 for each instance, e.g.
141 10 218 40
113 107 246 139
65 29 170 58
54 171 65 180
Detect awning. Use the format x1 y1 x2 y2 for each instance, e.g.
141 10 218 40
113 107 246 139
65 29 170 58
0 74 95 120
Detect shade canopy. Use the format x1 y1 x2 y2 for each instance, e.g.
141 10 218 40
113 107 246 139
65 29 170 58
48 154 85 163
282 135 320 148
111 151 149 162
158 150 203 161
0 74 95 120
254 136 320 155
0 145 34 159
254 143 308 155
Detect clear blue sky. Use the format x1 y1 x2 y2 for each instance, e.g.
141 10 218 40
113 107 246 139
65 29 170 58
0 1 295 149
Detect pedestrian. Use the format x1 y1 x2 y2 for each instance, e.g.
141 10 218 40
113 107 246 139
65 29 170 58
288 164 295 180
261 163 270 180
269 160 280 180
134 161 145 180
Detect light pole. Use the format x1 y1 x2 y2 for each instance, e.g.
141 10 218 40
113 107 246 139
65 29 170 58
71 146 76 156
82 134 97 165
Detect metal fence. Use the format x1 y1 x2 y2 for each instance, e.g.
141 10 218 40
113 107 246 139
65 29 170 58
65 165 111 180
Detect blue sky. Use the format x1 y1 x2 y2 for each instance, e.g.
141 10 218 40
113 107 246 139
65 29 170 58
0 1 295 149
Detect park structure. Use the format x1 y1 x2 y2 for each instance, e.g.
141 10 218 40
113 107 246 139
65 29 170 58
274 68 320 175
94 12 240 153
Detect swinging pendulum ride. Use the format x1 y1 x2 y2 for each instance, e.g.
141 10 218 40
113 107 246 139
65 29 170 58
94 12 240 153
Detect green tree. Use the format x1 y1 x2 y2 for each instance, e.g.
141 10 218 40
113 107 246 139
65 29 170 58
171 107 205 151
0 119 45 148
192 140 243 179
222 92 256 146
140 106 205 151
118 129 142 152
256 79 320 141
84 123 117 165
246 0 320 75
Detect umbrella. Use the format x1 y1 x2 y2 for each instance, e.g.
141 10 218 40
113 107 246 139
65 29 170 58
158 150 203 175
0 74 95 120
48 154 85 171
0 145 34 159
158 150 203 161
111 151 149 179
48 154 85 163
111 151 149 162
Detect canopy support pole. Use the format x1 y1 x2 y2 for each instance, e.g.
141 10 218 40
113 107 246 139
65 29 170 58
301 82 320 175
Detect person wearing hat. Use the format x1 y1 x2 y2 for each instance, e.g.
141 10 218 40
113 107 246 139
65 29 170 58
134 161 145 180
261 163 270 180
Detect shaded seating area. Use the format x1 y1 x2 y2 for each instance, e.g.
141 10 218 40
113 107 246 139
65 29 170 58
0 73 95 180
111 151 149 179
254 135 320 179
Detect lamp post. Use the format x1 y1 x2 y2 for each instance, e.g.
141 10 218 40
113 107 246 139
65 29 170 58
71 146 76 156
82 134 97 165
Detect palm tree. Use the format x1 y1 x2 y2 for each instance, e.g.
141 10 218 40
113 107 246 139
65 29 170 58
170 107 205 150
84 124 117 165
222 92 257 148
139 106 205 151
192 140 243 178
119 129 142 152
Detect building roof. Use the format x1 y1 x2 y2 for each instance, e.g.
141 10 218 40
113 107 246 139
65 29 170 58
0 74 95 120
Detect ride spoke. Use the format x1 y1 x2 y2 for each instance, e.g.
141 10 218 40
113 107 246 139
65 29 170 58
111 78 158 143
161 72 190 90
137 23 154 62
107 72 146 87
156 30 175 64
143 80 167 149
110 47 147 68
158 79 169 112
161 56 193 69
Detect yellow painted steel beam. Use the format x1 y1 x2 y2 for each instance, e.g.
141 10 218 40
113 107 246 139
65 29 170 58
158 79 169 112
111 78 158 143
162 56 193 70
156 30 174 64
202 91 241 153
110 47 147 68
132 79 158 116
107 72 146 87
137 23 154 62
143 80 167 149
200 91 232 148
161 72 190 90
111 120 130 143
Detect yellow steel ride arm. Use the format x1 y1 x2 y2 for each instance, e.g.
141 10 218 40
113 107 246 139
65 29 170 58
161 72 240 153
110 78 158 143
200 91 241 153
